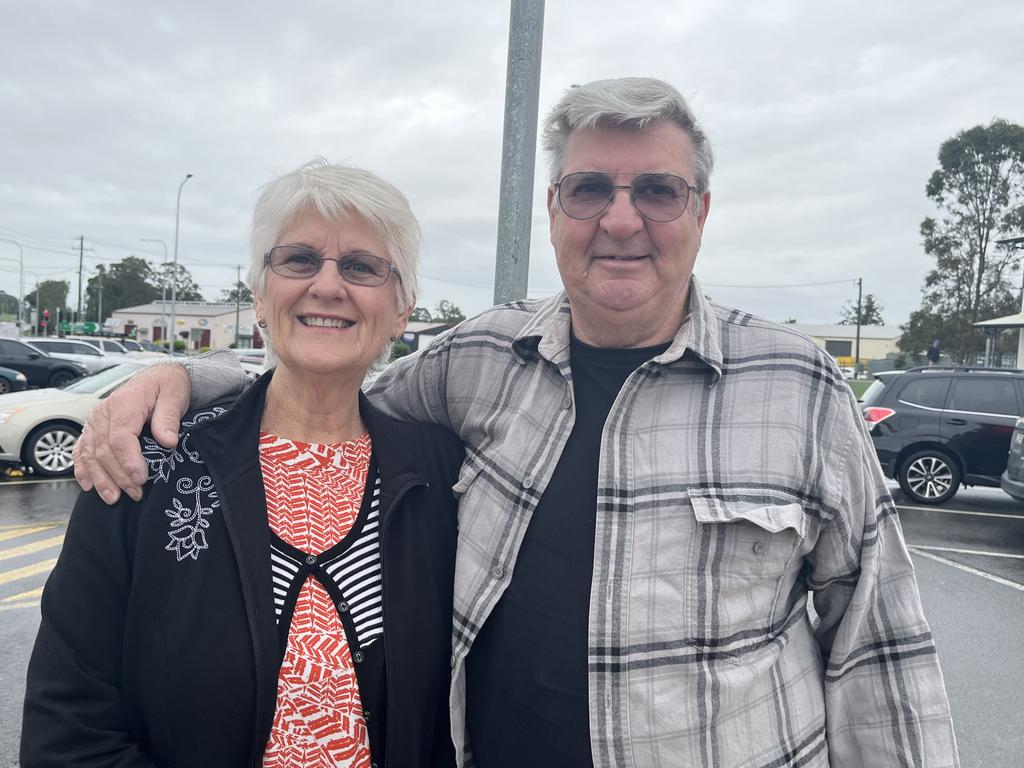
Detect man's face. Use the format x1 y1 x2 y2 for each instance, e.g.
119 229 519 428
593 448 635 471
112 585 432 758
547 121 710 345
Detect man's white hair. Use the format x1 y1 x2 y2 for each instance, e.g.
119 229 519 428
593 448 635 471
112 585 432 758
541 77 714 198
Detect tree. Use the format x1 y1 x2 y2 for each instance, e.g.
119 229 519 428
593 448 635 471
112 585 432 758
433 300 466 323
220 281 253 303
838 293 885 326
408 307 432 322
25 280 71 330
84 257 160 322
903 120 1024 362
156 262 204 303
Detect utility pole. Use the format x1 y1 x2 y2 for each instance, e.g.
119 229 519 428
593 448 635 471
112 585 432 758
141 239 168 339
234 264 241 348
493 0 545 305
855 277 863 378
77 235 84 325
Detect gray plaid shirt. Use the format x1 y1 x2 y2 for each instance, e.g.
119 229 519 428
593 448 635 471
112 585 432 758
193 278 958 767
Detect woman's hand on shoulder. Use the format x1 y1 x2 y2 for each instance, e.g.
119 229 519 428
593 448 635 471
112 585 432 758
73 363 191 505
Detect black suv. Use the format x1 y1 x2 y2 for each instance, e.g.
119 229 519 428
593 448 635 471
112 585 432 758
861 366 1024 504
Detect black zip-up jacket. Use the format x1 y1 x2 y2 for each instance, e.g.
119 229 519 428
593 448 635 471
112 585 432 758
22 372 462 767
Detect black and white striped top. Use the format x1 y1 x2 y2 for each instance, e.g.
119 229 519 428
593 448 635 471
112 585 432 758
269 473 384 649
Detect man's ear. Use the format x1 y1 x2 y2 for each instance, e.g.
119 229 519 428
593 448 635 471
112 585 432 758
394 294 415 338
547 185 558 240
695 191 711 234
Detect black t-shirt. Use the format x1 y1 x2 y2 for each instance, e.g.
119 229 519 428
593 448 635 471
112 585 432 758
465 335 671 767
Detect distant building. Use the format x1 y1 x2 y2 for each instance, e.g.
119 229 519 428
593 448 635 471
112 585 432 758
791 323 903 362
111 301 257 350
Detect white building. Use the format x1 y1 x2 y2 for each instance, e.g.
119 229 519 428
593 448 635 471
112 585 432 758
792 323 903 363
111 301 257 350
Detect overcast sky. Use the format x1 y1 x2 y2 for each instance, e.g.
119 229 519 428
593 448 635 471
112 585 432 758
2 0 1022 329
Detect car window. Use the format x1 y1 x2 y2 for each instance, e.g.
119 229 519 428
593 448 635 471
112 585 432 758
121 340 142 351
0 340 32 358
43 340 73 353
70 342 102 355
103 340 127 353
859 378 888 405
63 363 144 394
947 378 1020 416
897 377 951 409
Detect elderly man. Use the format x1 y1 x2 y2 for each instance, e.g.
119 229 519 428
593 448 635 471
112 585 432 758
75 78 958 767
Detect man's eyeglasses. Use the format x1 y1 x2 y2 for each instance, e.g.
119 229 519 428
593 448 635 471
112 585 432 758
553 172 697 223
264 245 401 286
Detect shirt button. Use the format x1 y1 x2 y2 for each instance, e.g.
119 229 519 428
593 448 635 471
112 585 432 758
561 396 572 409
522 475 533 489
338 601 350 613
353 650 365 663
491 564 505 579
363 710 371 722
450 654 456 669
752 541 767 555
305 554 317 566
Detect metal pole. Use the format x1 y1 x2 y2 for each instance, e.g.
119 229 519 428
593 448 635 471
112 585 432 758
171 174 193 353
854 278 863 378
234 264 241 348
141 239 169 342
493 0 545 306
77 235 84 324
0 237 24 327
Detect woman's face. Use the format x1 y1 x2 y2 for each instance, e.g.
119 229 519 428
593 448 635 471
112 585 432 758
256 212 411 380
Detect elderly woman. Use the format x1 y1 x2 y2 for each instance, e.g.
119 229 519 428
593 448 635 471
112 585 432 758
22 160 461 767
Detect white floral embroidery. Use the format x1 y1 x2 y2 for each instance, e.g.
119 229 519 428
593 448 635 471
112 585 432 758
146 406 226 562
164 475 220 562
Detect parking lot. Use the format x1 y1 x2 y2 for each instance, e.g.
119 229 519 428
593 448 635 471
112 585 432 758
0 476 1021 765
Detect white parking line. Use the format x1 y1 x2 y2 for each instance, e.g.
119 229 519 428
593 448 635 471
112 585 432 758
896 505 1024 521
0 478 77 488
909 548 1024 592
908 544 1024 560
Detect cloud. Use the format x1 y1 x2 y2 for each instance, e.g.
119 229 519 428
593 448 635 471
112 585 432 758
1 0 1022 330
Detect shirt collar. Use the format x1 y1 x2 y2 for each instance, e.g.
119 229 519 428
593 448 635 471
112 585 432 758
512 275 723 382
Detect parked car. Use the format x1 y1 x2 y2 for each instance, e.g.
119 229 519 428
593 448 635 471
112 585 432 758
65 335 161 359
0 366 28 395
861 366 1024 504
1000 417 1024 502
0 360 162 476
137 340 170 354
0 338 90 388
25 337 121 375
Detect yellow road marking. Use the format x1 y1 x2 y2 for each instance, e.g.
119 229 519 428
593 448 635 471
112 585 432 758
0 525 57 543
0 558 58 586
0 534 64 562
2 586 43 602
0 601 39 612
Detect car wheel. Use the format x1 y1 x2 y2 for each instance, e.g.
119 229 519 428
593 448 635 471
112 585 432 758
0 378 10 395
49 369 79 388
898 449 961 505
25 424 81 477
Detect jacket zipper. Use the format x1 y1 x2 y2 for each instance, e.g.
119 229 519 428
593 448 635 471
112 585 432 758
377 475 426 768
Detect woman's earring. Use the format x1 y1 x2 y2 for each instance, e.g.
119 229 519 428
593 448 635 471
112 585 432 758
257 317 267 328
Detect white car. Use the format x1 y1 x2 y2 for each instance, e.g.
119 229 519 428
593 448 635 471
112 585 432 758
66 336 163 360
0 360 168 476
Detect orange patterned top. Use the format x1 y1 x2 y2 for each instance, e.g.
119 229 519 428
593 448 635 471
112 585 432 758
260 431 374 768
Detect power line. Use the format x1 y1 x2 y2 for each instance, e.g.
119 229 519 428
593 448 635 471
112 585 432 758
702 278 858 289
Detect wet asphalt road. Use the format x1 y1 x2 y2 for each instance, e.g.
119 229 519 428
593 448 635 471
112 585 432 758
1 478 1022 766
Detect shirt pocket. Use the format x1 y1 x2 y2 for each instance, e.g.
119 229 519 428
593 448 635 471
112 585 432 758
685 492 807 651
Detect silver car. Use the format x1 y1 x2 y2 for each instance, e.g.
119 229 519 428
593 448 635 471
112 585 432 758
25 338 120 375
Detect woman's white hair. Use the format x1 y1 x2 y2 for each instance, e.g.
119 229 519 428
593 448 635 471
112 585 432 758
541 77 714 201
247 158 421 368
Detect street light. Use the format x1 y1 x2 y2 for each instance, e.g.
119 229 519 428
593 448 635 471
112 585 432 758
0 237 24 327
171 174 193 353
141 238 168 343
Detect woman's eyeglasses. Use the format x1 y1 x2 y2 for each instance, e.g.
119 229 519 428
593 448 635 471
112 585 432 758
264 246 400 286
